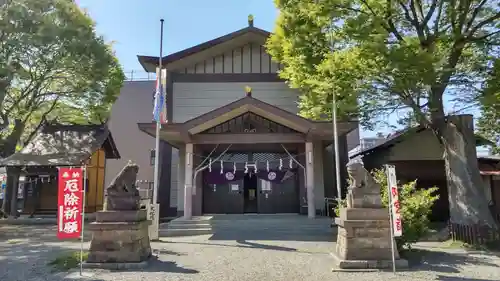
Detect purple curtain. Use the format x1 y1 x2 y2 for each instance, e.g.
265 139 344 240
204 170 245 185
256 169 296 184
204 168 297 185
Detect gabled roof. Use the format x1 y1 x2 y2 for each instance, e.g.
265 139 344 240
182 94 316 134
0 124 120 167
138 25 270 72
350 125 495 159
137 93 358 146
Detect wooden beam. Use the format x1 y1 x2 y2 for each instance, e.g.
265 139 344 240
191 133 306 144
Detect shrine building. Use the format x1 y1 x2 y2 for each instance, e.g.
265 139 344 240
105 18 360 219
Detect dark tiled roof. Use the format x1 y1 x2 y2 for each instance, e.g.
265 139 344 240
0 124 120 167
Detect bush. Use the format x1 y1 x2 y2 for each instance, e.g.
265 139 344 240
373 169 439 250
334 168 439 250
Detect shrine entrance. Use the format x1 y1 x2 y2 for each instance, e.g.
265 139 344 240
243 173 258 213
137 91 359 219
201 151 300 215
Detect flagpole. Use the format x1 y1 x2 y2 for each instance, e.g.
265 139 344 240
79 165 87 276
152 19 164 208
328 25 342 209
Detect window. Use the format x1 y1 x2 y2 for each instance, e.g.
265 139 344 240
150 149 156 166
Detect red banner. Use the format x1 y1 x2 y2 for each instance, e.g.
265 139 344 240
57 167 84 239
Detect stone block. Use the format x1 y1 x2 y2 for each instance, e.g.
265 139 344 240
86 210 151 266
87 221 151 231
96 210 147 222
334 215 405 269
349 189 383 208
335 218 390 229
331 252 409 270
105 193 140 211
340 208 389 221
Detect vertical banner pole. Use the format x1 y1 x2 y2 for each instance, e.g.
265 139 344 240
385 164 396 273
79 165 87 276
150 18 165 241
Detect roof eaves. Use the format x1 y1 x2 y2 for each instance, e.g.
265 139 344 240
137 26 271 72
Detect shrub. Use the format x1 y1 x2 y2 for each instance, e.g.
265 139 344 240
372 168 439 250
334 168 439 250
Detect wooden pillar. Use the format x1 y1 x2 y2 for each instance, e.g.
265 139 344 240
183 143 194 220
305 142 315 218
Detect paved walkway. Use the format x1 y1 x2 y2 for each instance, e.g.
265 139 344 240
1 215 499 281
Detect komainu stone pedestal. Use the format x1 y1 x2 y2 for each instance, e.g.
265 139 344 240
84 210 152 269
332 207 408 270
332 162 408 270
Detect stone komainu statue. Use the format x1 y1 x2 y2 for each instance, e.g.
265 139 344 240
345 162 383 208
103 160 140 211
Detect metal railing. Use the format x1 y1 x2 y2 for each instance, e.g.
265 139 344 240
125 70 156 81
324 197 338 218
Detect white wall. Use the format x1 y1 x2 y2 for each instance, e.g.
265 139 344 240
172 82 299 122
105 81 156 188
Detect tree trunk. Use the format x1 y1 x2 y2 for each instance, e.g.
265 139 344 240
0 120 27 217
441 115 498 228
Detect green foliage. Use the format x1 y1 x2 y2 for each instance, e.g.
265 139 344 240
0 0 125 156
333 169 439 250
477 59 500 154
48 251 88 272
333 198 347 217
267 0 499 130
372 169 440 249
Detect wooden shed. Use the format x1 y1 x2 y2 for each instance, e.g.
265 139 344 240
0 123 120 215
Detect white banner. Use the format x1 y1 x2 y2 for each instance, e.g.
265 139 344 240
386 165 403 237
148 203 160 240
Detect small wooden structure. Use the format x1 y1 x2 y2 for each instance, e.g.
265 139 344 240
0 123 120 215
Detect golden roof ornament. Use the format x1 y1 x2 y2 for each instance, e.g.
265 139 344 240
248 14 254 27
245 86 252 97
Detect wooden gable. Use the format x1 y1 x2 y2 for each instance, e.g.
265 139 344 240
180 43 282 74
200 112 300 134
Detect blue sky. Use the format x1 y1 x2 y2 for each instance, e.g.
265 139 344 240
77 0 278 73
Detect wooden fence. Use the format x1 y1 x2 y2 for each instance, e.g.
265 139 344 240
448 222 500 248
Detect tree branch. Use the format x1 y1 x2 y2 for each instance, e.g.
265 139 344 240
468 12 500 38
464 0 488 33
470 30 500 42
386 0 405 41
457 0 472 34
433 0 445 34
449 0 460 35
22 97 59 146
400 1 426 43
422 0 438 27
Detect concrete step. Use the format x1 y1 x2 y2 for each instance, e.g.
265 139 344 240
167 223 331 230
165 223 212 230
160 227 213 237
160 215 333 237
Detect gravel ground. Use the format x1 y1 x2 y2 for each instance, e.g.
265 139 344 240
1 224 499 281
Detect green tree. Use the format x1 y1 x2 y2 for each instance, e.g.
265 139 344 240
0 0 125 216
268 0 499 227
477 60 500 154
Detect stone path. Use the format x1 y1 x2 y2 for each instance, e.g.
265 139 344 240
1 221 499 281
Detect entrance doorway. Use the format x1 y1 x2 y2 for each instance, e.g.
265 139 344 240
243 173 258 213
